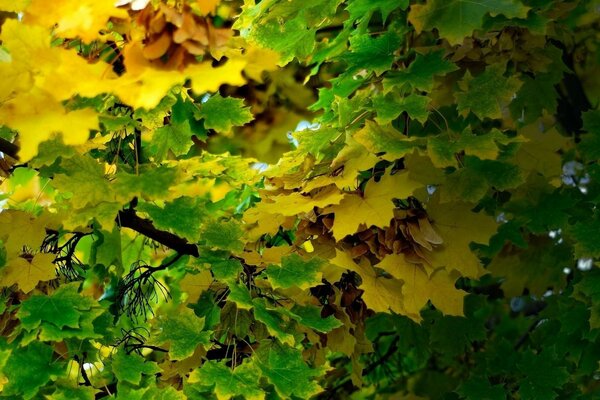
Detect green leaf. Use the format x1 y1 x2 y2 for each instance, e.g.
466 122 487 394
138 196 207 242
265 254 324 290
384 50 458 92
117 165 178 201
198 94 253 133
53 155 115 208
0 341 63 399
346 0 408 25
457 376 506 400
150 122 193 160
569 214 600 258
188 359 264 400
373 93 430 124
343 29 404 75
111 350 160 386
409 0 530 44
290 304 342 333
580 109 600 162
200 220 244 251
488 237 571 297
253 298 296 345
294 127 341 160
190 291 221 330
426 312 486 357
354 120 421 161
47 386 98 400
152 307 211 360
244 18 315 65
256 342 324 398
427 129 503 168
228 282 254 310
455 63 522 120
517 350 568 400
211 259 242 282
18 283 95 330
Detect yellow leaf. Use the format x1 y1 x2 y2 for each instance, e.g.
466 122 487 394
514 123 570 184
376 254 465 320
241 246 294 267
425 200 497 278
326 172 423 240
240 45 280 82
195 0 220 15
25 0 129 42
188 58 247 95
0 253 56 293
330 250 404 315
254 185 345 217
0 210 52 257
0 89 98 161
112 43 246 109
179 269 214 303
0 0 29 12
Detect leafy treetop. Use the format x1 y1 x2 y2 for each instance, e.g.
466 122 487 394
0 0 599 399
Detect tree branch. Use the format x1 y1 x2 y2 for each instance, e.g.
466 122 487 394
0 137 19 160
116 209 199 257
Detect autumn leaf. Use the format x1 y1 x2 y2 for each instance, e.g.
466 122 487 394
326 172 423 240
0 253 56 293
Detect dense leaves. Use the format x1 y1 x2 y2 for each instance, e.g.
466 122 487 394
0 0 599 399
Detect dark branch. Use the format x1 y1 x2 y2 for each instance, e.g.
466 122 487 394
0 137 19 160
116 208 199 257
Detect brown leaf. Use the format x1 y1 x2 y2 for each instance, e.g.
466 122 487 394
418 217 443 244
407 221 433 251
143 31 172 60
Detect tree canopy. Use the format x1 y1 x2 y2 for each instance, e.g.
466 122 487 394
0 0 599 399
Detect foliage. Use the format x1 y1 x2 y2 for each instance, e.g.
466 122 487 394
0 0 599 399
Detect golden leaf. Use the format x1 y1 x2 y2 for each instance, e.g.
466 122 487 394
0 253 57 293
326 172 423 241
425 200 497 278
25 0 129 42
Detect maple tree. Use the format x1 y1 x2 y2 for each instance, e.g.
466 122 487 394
0 0 599 398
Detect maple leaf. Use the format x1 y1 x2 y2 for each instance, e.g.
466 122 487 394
343 29 403 75
0 341 63 399
188 359 264 400
197 94 254 133
0 253 56 293
425 200 497 278
111 350 160 386
112 43 246 109
409 0 530 45
254 185 345 217
266 254 325 290
25 0 129 42
455 63 523 120
372 93 430 125
17 283 95 330
0 0 28 11
384 50 458 93
152 307 211 360
179 269 214 303
326 172 423 240
514 124 570 182
354 121 421 161
376 254 465 320
346 0 408 25
330 249 404 314
255 342 325 399
0 210 51 257
0 90 98 162
51 155 117 209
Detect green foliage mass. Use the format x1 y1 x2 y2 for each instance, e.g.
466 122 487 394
0 0 599 399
